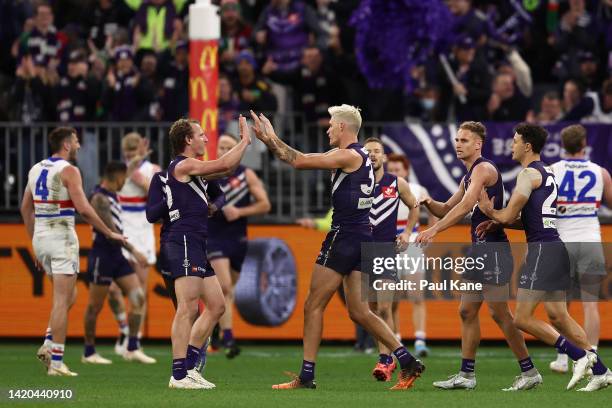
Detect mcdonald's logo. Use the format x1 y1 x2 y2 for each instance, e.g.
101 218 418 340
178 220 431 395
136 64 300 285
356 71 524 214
199 45 218 70
201 109 218 132
190 77 209 101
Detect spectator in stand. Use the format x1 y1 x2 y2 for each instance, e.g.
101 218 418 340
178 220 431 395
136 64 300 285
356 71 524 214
253 0 325 77
0 0 33 79
132 0 184 54
526 91 563 125
218 73 241 134
53 49 102 122
19 2 60 67
86 0 132 54
10 54 54 123
160 40 188 121
138 49 162 120
434 36 490 122
101 45 155 121
562 78 612 123
496 49 533 99
313 0 338 47
219 0 253 74
447 0 488 44
487 72 530 121
552 0 601 82
234 50 277 112
263 45 340 126
562 78 585 114
554 0 600 53
575 50 604 92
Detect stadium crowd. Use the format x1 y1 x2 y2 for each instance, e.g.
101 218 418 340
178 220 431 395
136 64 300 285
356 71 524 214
0 0 611 127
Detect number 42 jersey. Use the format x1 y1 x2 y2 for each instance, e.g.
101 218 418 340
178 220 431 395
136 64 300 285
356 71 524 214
551 159 604 242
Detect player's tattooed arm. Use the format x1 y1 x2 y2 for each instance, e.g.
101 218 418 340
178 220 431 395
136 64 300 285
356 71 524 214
91 193 118 233
250 110 302 165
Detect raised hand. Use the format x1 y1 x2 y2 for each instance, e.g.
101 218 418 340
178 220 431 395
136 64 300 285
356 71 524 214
249 110 271 144
238 114 251 145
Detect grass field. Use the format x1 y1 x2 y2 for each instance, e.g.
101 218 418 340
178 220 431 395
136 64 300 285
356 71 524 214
1 342 610 407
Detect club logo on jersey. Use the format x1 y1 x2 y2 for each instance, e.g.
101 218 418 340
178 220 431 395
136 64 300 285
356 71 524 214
382 186 397 198
182 258 190 269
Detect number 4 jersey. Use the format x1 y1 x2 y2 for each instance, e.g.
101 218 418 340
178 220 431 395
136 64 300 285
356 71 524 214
27 157 75 234
551 159 604 242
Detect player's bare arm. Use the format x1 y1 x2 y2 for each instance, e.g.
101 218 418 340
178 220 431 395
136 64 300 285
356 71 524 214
416 163 495 243
396 177 419 248
602 167 612 208
419 177 465 219
176 116 251 180
61 165 126 245
20 187 35 238
224 168 271 222
250 111 361 172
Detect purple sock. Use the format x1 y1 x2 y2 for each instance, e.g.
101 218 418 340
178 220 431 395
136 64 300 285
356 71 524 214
222 329 234 346
186 344 201 370
461 358 475 373
393 347 415 370
518 357 534 372
378 353 389 364
299 360 315 382
172 358 187 380
127 336 139 352
84 344 95 357
554 336 586 361
590 349 608 376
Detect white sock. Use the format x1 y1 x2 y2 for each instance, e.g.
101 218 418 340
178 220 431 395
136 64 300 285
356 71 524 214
415 330 426 347
556 353 569 363
50 343 65 369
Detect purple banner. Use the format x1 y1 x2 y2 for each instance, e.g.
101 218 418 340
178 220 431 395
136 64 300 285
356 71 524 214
381 122 611 201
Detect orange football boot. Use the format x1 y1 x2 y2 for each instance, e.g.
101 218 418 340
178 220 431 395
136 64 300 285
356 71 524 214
272 372 317 390
390 359 425 390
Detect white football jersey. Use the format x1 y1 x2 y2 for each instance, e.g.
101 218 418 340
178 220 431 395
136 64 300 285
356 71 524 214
119 160 157 231
397 182 428 242
551 159 603 242
27 157 75 235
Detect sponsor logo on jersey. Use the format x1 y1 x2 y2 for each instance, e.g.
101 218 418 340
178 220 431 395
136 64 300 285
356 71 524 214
358 197 374 209
169 209 180 222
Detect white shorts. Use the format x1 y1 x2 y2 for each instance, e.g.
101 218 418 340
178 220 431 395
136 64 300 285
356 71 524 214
566 242 606 278
122 222 156 264
32 230 79 275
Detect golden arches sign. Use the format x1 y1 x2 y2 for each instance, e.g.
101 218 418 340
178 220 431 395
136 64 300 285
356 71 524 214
199 45 218 70
190 77 208 102
201 108 218 132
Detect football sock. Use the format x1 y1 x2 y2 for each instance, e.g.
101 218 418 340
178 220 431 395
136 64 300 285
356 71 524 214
393 347 416 370
590 349 607 376
84 344 95 358
460 358 475 375
518 357 535 373
50 343 65 369
172 358 187 380
299 360 315 382
186 344 201 370
554 336 586 361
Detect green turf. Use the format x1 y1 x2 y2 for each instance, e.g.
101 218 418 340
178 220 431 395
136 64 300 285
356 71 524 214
0 343 609 407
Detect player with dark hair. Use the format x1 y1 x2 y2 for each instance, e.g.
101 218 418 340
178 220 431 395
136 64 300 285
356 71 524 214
21 127 126 376
417 121 542 391
477 123 611 391
82 162 155 365
363 137 419 382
